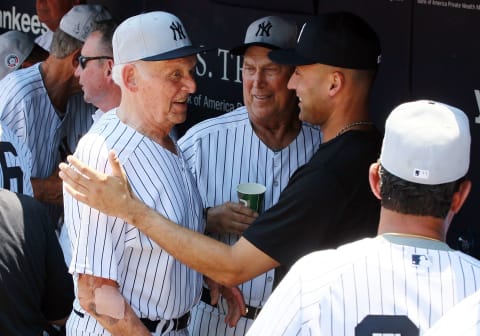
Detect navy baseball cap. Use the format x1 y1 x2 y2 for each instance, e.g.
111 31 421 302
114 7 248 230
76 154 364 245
230 16 297 55
269 12 381 70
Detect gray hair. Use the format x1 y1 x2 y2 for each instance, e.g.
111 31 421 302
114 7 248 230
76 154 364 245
50 29 83 59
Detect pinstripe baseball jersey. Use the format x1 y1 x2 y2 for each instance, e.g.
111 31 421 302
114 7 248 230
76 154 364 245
423 289 480 336
247 235 480 336
0 122 33 196
0 64 96 179
64 110 204 335
178 106 322 335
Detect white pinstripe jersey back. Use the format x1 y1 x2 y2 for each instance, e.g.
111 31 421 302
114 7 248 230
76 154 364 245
0 122 33 196
247 236 480 336
0 64 95 179
179 106 321 334
423 288 480 336
64 110 204 335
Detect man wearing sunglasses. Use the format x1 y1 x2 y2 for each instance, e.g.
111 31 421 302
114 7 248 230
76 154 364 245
0 5 111 222
75 19 120 126
58 19 121 266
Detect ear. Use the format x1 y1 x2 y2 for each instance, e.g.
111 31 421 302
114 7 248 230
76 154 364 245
369 162 382 200
328 71 344 97
122 64 138 92
72 49 81 69
105 59 114 79
450 179 471 214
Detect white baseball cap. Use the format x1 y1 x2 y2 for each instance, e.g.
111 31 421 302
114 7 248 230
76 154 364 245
230 16 297 55
380 100 470 185
0 30 34 80
59 4 112 42
113 11 209 64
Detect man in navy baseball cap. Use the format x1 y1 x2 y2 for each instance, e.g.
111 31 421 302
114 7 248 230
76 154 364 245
269 11 381 70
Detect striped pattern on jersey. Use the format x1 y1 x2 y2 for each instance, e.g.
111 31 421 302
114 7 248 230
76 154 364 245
423 289 480 336
0 122 33 196
247 236 480 335
64 110 204 335
0 64 95 178
178 106 322 335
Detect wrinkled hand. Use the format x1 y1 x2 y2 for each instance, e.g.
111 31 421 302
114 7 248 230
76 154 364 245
207 202 258 235
205 277 246 327
58 150 137 219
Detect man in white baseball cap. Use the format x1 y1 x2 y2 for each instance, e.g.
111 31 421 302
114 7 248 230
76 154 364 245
0 30 35 80
62 11 241 336
0 30 49 81
34 0 86 51
0 4 111 220
247 99 479 335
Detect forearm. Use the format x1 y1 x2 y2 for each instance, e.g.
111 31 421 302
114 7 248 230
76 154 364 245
78 274 150 336
127 200 276 287
86 301 149 336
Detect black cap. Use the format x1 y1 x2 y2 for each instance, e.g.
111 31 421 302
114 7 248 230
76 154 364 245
269 12 381 70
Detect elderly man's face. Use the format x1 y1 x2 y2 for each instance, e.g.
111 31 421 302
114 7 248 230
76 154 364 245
134 55 197 130
242 46 296 123
74 31 113 110
36 0 78 30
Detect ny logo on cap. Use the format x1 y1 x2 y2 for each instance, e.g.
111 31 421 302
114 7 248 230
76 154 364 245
255 20 272 37
170 21 186 41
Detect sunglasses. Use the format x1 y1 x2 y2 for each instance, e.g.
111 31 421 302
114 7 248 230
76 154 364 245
78 55 113 69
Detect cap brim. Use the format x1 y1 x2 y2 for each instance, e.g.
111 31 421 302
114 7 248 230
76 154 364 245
230 42 279 55
268 48 317 66
142 45 212 61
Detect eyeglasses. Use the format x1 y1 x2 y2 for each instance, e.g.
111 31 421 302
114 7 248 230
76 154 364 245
78 55 113 69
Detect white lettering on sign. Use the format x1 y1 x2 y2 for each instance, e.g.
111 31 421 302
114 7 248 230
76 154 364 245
474 90 480 124
0 6 47 35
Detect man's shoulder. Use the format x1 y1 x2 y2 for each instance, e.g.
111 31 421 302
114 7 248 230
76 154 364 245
179 107 249 146
309 129 381 168
0 65 45 105
0 64 42 91
292 238 376 282
75 112 120 159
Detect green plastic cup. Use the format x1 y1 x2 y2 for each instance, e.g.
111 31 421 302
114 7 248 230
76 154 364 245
237 182 266 213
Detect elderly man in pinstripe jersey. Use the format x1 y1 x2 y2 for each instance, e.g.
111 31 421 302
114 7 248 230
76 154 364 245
63 11 246 336
179 16 321 335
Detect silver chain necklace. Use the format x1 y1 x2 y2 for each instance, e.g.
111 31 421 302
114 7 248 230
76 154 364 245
336 121 374 137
